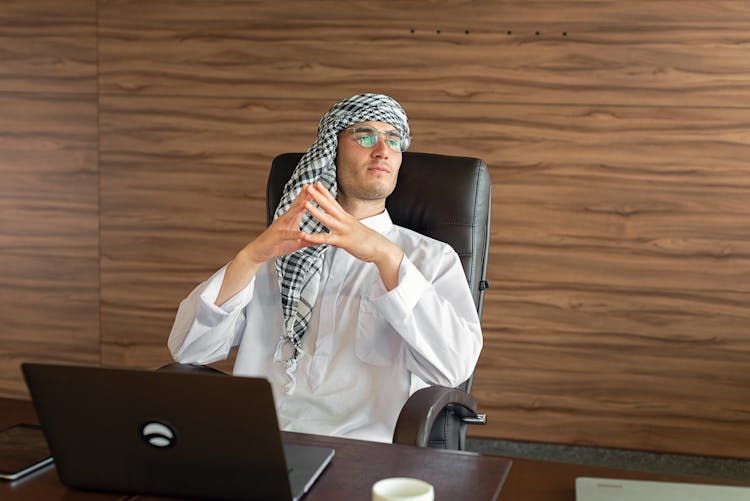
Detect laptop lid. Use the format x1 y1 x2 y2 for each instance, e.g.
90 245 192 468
576 477 750 501
21 363 334 501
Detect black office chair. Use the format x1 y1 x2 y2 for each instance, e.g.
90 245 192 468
162 151 492 450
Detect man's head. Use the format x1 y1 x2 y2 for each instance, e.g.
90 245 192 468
275 93 410 222
320 94 410 214
335 120 403 211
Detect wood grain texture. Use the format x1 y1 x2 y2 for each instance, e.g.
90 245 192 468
95 0 750 457
98 94 750 456
460 101 750 455
97 0 750 106
0 0 96 93
0 255 99 399
98 96 326 369
3 0 750 458
0 94 99 258
0 1 98 398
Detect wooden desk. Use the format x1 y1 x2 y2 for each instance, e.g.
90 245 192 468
3 397 746 501
1 398 510 500
498 456 750 501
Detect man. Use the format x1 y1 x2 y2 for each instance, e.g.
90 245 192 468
168 94 482 443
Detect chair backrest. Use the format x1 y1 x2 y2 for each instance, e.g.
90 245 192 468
267 152 492 394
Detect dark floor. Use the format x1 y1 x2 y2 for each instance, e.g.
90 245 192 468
466 437 750 483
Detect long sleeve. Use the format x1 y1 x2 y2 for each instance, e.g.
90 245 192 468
168 265 255 365
366 243 483 388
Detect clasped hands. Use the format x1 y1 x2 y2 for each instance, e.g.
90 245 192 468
246 182 403 290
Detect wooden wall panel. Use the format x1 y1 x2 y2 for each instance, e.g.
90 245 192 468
97 1 750 106
2 0 748 458
94 0 750 458
98 96 325 369
463 103 750 456
0 0 96 93
0 1 98 398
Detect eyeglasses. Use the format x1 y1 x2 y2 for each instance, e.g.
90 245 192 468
345 126 406 152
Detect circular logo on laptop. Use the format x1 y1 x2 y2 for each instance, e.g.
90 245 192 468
139 420 177 448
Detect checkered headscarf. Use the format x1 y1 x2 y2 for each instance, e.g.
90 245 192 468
272 94 410 387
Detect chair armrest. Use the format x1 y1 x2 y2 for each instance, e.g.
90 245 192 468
392 386 482 447
157 362 227 375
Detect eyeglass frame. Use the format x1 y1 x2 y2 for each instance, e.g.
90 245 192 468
342 125 410 152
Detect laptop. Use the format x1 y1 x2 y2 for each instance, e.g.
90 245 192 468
21 362 334 500
576 477 750 501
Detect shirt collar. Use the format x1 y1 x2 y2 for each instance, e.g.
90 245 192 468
360 209 394 234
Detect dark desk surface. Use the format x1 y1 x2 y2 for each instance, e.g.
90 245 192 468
2 397 747 501
1 397 510 500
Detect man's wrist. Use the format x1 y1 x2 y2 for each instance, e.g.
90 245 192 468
238 242 266 266
374 241 404 290
227 245 265 282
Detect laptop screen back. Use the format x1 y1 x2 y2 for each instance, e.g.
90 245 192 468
22 363 331 500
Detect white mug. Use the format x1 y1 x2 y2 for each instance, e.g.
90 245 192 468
372 477 435 501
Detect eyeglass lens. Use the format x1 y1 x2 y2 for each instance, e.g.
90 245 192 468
350 127 403 152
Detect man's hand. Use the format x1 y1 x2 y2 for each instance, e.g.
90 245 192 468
302 182 404 290
243 185 314 264
216 186 314 306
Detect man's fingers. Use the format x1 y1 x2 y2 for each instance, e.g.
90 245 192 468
302 232 335 246
276 230 316 255
274 204 305 231
304 201 339 229
276 186 314 228
280 185 312 217
290 203 308 226
314 181 340 208
309 182 345 218
295 184 313 204
312 181 334 198
278 229 305 241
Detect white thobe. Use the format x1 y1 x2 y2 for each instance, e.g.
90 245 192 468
168 210 482 443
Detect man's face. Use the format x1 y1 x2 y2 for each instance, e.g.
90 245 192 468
335 120 403 206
